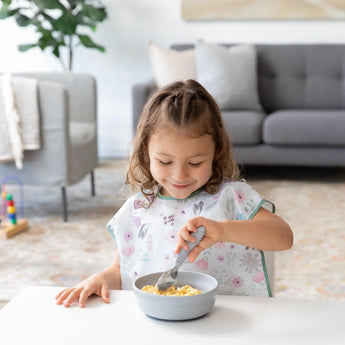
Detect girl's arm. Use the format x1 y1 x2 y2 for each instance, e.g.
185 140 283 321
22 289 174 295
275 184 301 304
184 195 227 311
55 250 121 308
176 208 293 263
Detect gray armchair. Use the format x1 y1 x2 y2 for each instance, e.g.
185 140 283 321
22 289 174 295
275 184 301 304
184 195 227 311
0 72 98 221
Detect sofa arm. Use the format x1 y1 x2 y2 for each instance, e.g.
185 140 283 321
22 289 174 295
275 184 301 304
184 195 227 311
14 72 97 124
132 79 156 135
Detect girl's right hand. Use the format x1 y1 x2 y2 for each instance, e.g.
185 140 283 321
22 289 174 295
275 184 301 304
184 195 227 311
55 272 110 308
175 216 223 263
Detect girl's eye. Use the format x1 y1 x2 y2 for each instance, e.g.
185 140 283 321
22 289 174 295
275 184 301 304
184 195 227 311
159 160 172 165
189 162 202 167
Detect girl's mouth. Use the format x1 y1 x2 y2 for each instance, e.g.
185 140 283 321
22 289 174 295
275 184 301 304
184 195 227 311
170 183 191 190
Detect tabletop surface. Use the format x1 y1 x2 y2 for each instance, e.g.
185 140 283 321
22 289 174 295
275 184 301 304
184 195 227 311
0 286 344 345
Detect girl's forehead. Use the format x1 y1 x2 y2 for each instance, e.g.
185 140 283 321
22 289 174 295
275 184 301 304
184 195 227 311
148 128 214 155
152 120 209 139
150 125 204 142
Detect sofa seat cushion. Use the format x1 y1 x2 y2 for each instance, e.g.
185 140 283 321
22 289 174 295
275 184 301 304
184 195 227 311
222 110 265 145
263 110 345 146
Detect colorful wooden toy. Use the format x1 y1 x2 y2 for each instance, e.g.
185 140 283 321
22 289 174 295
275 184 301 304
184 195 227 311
0 176 28 239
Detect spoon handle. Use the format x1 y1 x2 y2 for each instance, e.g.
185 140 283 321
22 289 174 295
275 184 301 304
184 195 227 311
175 226 205 267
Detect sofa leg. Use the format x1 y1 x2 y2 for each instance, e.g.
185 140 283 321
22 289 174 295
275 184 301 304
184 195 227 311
61 187 68 222
90 171 96 196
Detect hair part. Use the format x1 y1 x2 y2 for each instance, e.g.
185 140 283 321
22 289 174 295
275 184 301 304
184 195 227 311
126 79 240 202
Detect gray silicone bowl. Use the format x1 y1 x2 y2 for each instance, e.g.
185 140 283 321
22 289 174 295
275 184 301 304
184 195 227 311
133 271 218 321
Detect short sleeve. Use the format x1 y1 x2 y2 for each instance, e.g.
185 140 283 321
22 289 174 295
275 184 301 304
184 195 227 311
105 197 134 248
222 181 275 220
106 216 118 245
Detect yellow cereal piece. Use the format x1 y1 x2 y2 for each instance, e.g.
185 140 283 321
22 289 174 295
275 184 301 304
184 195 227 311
141 284 201 296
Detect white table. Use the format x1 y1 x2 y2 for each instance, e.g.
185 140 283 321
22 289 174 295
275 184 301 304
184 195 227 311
0 286 344 345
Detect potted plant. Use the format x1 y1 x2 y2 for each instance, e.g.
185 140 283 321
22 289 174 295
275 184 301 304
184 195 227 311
0 0 108 70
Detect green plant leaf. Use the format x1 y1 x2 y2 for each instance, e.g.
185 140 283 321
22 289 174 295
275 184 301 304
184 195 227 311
51 40 66 58
53 12 77 35
78 34 105 52
52 45 60 58
81 4 107 22
15 14 32 26
32 0 64 10
18 43 37 52
1 0 13 6
0 5 18 19
1 0 108 70
75 12 95 28
37 30 58 50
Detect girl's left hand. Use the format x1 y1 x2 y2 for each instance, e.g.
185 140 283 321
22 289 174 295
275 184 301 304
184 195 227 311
175 216 223 263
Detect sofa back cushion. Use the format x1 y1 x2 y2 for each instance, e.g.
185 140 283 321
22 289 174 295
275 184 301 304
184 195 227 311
195 42 262 110
172 44 345 112
257 44 345 112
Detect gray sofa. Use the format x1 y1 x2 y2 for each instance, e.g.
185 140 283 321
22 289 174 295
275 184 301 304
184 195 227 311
132 44 345 167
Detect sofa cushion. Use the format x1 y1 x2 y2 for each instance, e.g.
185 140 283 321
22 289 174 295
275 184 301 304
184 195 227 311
263 110 345 146
256 45 345 112
148 41 196 87
222 110 265 145
195 42 262 111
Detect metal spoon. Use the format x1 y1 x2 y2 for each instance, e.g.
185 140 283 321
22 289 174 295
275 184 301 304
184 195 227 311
156 225 206 291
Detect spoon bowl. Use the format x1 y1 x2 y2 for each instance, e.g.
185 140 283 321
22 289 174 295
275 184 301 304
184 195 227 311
156 225 205 291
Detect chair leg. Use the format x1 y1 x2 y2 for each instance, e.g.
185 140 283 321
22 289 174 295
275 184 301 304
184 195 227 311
61 187 68 222
90 170 96 196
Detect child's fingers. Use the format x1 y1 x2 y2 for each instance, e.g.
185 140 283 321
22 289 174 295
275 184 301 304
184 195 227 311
186 217 205 233
63 288 82 308
176 231 190 251
78 288 95 308
55 288 68 300
101 284 110 303
55 288 74 305
187 237 214 263
187 246 203 263
181 227 196 241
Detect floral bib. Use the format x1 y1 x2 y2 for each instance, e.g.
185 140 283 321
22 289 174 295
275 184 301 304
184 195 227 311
106 179 274 297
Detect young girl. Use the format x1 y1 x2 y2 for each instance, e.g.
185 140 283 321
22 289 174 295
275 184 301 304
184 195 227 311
56 80 293 308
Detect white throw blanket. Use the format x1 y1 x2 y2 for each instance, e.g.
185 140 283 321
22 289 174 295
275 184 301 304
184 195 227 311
0 73 40 169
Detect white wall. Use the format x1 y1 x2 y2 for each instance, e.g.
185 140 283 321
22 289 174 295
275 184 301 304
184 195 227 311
1 0 345 158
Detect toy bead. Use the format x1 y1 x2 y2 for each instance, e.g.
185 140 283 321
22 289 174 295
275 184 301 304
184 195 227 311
6 194 13 201
8 213 16 219
7 206 16 214
7 200 14 207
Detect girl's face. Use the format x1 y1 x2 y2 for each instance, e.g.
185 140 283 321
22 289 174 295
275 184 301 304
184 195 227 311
148 124 215 199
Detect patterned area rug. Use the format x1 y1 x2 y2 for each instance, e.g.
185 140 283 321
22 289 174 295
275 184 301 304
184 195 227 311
1 160 345 301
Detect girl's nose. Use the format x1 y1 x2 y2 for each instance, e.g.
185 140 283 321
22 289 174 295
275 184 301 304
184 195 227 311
174 165 189 181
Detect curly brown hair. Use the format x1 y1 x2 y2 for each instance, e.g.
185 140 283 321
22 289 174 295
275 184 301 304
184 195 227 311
126 79 240 203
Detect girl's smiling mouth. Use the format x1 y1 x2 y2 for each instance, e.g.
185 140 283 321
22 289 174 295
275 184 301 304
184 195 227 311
171 183 191 189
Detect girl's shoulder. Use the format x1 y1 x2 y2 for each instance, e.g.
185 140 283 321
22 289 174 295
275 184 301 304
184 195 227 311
219 177 254 193
107 191 148 226
217 178 263 203
121 191 152 210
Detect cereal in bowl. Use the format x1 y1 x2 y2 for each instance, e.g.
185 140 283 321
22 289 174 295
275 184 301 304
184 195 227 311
141 284 201 296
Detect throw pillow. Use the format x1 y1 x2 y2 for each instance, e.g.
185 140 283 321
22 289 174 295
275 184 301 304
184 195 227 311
195 42 262 110
148 41 196 88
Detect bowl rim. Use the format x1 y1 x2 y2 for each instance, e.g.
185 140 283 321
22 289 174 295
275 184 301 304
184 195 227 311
133 270 218 298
